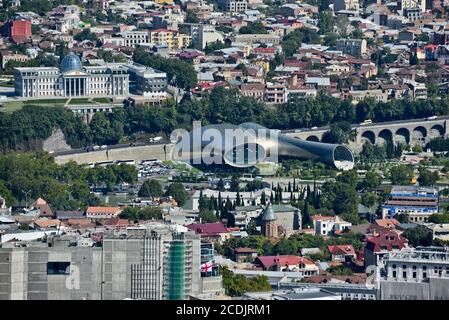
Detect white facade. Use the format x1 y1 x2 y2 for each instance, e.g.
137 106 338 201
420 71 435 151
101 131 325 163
198 25 224 50
218 0 248 12
120 31 149 47
14 66 129 98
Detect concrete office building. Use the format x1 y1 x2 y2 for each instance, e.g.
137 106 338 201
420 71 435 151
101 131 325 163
218 0 248 12
197 25 224 50
126 64 167 100
336 38 367 57
379 247 449 300
0 223 210 300
14 53 129 98
381 186 439 223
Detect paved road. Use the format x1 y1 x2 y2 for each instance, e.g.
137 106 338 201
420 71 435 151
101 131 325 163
52 140 171 157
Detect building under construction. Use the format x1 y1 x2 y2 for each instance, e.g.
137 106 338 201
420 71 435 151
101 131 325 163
0 223 223 300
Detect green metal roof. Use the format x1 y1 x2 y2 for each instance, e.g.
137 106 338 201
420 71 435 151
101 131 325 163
271 204 298 213
261 204 277 221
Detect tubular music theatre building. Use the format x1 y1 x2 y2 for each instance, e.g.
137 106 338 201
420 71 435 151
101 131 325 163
14 53 129 98
172 123 355 170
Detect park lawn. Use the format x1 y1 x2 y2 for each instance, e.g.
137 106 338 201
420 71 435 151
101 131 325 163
69 98 94 104
0 100 67 113
0 101 24 113
92 97 112 103
26 98 68 104
0 82 15 87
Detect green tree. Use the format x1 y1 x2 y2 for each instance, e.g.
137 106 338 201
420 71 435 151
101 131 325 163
89 112 124 145
166 182 189 206
428 213 449 223
74 29 98 42
139 206 163 220
133 46 197 89
389 165 414 185
323 32 338 47
318 10 335 34
120 207 140 220
138 180 164 198
417 169 438 186
321 181 359 217
199 208 219 223
410 51 419 65
358 171 380 192
403 226 433 247
395 213 409 223
239 21 268 34
336 169 358 187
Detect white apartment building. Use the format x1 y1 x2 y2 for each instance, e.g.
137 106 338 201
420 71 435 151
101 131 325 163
218 0 248 12
120 31 149 47
197 25 224 50
312 215 352 236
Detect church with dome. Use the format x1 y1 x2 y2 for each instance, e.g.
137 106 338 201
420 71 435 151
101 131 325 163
14 52 129 98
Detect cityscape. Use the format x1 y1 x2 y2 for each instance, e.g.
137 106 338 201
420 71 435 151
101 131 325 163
1 0 449 303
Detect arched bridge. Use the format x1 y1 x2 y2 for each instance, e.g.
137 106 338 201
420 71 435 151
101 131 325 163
283 116 449 152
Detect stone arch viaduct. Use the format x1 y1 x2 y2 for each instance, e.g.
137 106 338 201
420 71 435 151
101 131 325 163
283 116 449 152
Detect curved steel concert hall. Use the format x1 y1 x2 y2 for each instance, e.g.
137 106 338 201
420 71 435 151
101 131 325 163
172 123 355 170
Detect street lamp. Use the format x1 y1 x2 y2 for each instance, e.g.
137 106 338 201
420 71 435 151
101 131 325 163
22 189 31 209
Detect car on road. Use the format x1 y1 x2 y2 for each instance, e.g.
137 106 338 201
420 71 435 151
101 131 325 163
360 119 372 125
426 116 437 120
149 136 162 143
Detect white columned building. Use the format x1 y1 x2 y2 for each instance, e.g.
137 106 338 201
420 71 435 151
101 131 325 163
14 53 129 98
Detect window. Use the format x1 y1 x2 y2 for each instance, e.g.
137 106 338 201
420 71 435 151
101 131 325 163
392 271 397 278
47 262 70 275
403 271 407 278
413 272 417 279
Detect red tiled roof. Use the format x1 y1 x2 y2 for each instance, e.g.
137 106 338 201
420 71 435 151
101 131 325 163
253 47 276 54
374 219 399 229
86 207 121 215
365 230 408 253
34 219 62 228
327 245 356 256
255 255 314 269
186 222 228 236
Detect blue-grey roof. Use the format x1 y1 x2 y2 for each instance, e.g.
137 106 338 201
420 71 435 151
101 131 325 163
261 204 277 221
60 53 82 73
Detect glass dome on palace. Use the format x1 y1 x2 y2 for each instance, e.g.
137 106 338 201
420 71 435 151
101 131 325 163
60 52 82 73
